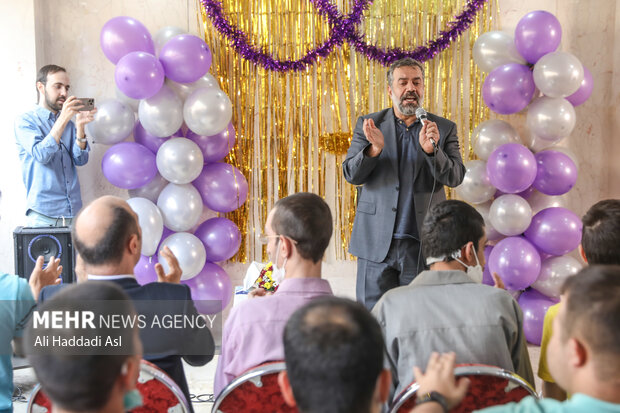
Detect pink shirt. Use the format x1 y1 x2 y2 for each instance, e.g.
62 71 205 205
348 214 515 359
214 277 333 396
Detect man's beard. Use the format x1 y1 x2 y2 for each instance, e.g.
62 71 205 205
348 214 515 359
45 90 65 112
391 91 421 116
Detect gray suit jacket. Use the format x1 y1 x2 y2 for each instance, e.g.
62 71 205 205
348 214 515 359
343 108 465 262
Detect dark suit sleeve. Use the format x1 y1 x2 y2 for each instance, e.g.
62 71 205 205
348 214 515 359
182 287 215 366
343 116 380 185
421 119 465 188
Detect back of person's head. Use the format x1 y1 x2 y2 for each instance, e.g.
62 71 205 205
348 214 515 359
581 199 620 265
25 281 140 411
282 297 385 413
560 265 620 378
421 200 485 261
271 192 332 263
72 196 140 266
36 64 66 99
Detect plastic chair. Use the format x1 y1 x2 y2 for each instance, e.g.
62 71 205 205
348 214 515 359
212 361 297 413
389 364 537 413
27 359 190 412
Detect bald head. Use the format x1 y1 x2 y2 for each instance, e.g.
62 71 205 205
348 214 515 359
73 196 140 267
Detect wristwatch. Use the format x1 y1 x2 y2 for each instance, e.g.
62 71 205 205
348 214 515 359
416 391 449 412
77 136 88 143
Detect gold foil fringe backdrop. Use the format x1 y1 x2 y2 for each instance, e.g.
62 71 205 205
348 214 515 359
199 0 498 262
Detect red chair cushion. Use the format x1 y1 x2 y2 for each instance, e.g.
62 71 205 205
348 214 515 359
216 371 297 413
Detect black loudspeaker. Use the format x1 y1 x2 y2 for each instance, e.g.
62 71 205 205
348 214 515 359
13 226 75 284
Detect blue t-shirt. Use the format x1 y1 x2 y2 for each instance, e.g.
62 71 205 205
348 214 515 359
477 394 620 413
0 274 35 413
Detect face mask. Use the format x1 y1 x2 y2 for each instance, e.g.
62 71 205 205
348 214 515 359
123 389 143 410
271 240 287 284
454 245 483 284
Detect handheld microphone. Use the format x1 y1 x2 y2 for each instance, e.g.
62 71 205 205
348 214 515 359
415 107 435 148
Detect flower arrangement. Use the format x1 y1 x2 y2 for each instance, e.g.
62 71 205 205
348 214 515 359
254 261 279 292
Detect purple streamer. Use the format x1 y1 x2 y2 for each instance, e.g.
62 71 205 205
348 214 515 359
201 0 488 71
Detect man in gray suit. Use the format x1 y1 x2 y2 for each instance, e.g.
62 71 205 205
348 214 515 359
343 57 465 309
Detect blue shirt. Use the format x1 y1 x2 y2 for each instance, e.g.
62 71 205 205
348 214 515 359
393 113 421 240
14 105 89 218
0 273 36 413
477 394 620 413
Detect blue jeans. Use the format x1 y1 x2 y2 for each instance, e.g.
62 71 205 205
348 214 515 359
26 210 73 227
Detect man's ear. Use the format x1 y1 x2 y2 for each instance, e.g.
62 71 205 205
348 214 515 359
36 81 45 98
375 369 392 404
568 337 588 368
128 234 140 256
462 241 476 265
119 356 140 391
578 244 588 264
278 371 297 407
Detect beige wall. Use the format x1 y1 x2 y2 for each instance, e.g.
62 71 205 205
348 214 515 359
0 1 618 310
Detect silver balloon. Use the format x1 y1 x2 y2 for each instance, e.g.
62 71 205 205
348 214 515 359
526 96 576 141
86 99 135 145
127 197 164 257
156 138 204 184
138 85 184 138
153 26 186 55
528 190 567 215
158 232 206 280
533 51 584 98
166 73 219 102
128 172 169 203
472 119 521 160
115 85 140 112
474 201 503 241
532 255 583 299
489 194 533 236
456 160 496 204
184 87 232 136
473 31 527 72
522 133 560 152
156 183 203 231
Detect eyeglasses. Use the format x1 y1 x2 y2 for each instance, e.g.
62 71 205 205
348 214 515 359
257 233 298 245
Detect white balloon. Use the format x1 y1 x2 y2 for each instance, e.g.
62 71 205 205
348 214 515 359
489 194 533 236
128 172 169 203
456 160 496 204
528 190 567 215
472 119 521 160
475 201 503 241
127 197 164 257
157 183 203 231
86 99 135 145
115 85 139 112
166 73 219 102
522 133 561 152
526 96 576 141
533 51 584 98
184 87 232 136
532 255 583 299
158 232 206 280
473 31 527 72
153 26 186 55
156 138 204 184
138 85 184 138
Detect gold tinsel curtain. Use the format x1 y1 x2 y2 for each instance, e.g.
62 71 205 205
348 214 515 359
198 0 499 262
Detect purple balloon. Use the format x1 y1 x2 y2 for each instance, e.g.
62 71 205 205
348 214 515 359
134 254 158 285
525 207 582 256
102 142 157 189
100 16 155 64
159 35 212 83
115 52 164 99
518 289 559 345
194 217 241 262
487 143 537 193
566 66 593 106
187 122 236 163
482 245 494 286
488 236 541 290
134 121 170 154
533 151 577 196
182 262 232 314
514 10 562 64
482 64 535 114
193 163 249 213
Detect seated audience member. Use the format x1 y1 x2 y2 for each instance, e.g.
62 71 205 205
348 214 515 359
372 200 534 398
538 199 620 401
214 192 334 395
39 195 214 409
278 297 391 413
25 282 143 413
412 265 620 413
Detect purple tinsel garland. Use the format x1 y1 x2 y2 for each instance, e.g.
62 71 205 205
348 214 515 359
201 0 488 71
